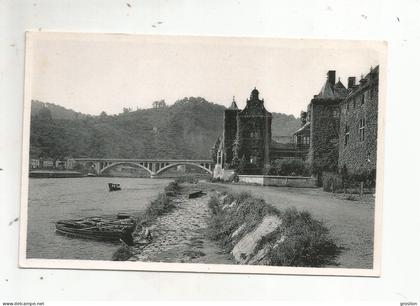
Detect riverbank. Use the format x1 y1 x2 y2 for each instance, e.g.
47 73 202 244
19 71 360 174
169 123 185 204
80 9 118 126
126 184 233 264
29 170 83 178
27 177 171 260
208 182 375 268
124 181 374 269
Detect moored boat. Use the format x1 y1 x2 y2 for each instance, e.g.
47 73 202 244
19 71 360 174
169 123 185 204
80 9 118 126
108 183 121 191
55 215 137 245
188 190 206 199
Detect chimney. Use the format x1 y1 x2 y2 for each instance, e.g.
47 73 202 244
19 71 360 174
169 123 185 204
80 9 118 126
327 71 336 86
347 76 356 89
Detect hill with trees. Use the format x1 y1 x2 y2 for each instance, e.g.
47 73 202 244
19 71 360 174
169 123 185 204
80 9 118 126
29 98 300 160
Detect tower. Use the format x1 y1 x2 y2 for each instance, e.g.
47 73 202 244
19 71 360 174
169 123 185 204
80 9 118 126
222 96 240 166
234 88 272 173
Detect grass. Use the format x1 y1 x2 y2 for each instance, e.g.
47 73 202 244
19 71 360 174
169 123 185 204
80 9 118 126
264 208 341 267
142 181 180 225
207 191 341 267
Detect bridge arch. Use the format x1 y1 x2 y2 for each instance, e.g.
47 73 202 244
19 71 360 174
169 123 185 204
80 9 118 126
99 162 153 176
154 162 212 176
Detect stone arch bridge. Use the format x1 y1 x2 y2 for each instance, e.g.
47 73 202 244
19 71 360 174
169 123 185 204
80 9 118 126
73 158 214 178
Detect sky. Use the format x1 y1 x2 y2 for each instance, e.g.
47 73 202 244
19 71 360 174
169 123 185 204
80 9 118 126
28 32 384 117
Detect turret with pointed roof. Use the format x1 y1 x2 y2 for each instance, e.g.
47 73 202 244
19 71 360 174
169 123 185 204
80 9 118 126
298 70 349 176
221 96 241 166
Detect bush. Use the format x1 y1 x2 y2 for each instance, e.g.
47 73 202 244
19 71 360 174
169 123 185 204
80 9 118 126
266 208 340 267
164 181 180 195
340 167 377 190
322 171 342 192
264 159 310 176
143 192 175 224
207 192 340 267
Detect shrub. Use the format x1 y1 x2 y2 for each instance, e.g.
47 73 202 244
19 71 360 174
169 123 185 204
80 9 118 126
207 192 340 267
266 208 340 267
143 193 175 224
208 195 221 215
265 159 310 176
322 171 342 192
164 181 180 195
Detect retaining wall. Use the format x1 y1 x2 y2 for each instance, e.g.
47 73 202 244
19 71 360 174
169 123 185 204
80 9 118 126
238 175 317 188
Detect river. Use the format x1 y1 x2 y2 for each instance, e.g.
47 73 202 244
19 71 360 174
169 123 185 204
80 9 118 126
26 177 171 260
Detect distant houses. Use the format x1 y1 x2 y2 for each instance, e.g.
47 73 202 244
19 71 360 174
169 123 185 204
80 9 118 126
30 158 75 170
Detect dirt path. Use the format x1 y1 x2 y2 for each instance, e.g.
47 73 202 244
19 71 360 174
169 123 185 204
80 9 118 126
129 194 233 264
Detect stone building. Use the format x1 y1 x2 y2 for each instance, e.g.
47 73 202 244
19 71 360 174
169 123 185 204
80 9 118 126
233 88 272 173
338 66 379 176
222 97 240 165
213 88 303 176
294 70 348 175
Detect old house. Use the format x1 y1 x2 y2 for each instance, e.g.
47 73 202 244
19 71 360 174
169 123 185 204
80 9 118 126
338 66 379 176
30 159 40 169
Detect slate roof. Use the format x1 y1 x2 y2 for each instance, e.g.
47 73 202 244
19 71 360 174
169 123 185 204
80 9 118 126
315 79 348 99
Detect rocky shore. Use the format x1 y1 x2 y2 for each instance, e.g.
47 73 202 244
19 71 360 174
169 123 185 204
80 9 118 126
126 190 233 264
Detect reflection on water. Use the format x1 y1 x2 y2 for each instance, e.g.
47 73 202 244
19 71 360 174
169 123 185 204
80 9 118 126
27 177 171 260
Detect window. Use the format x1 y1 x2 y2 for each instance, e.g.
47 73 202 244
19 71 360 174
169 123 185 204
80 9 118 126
359 117 366 141
361 92 365 105
370 89 374 99
333 109 339 117
250 156 257 164
249 132 259 138
344 124 350 146
346 102 350 111
353 99 356 108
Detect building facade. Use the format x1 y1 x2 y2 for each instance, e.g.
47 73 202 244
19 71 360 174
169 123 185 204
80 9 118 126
294 66 379 179
233 88 272 172
338 66 379 175
294 70 348 174
214 88 303 175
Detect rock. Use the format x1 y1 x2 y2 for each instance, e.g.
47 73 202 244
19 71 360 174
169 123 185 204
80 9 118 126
231 224 245 239
231 215 282 264
222 200 237 210
247 246 270 265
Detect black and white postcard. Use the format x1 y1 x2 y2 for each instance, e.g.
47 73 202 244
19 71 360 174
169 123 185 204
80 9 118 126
19 32 387 276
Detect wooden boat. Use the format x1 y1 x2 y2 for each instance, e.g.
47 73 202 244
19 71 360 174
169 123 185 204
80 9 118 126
55 215 137 245
108 183 121 191
188 190 206 199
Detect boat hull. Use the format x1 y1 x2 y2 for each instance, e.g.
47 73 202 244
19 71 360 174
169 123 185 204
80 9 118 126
55 216 136 245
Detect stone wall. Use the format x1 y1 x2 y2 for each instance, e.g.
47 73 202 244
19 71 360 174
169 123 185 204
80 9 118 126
338 68 378 175
239 175 318 188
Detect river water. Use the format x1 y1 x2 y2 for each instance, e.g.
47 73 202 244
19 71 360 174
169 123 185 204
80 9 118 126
26 177 171 260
